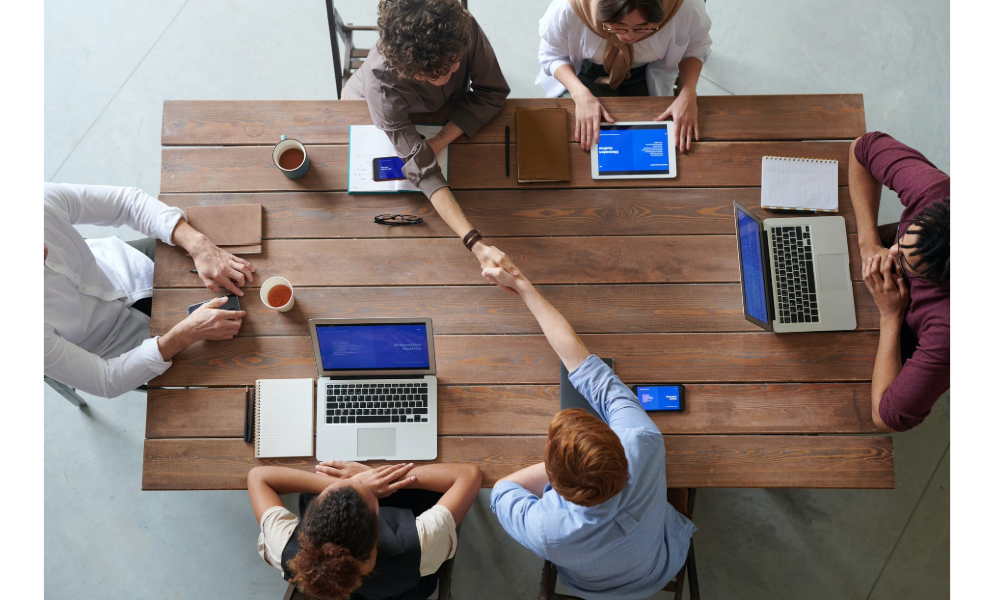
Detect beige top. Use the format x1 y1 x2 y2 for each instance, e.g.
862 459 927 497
257 504 458 578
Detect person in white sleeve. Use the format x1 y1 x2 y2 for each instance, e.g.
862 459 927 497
44 182 255 398
537 0 712 152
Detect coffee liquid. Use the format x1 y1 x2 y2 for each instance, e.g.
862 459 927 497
267 285 292 308
278 148 305 170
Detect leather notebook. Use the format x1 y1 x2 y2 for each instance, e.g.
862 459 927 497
515 108 571 183
184 204 263 254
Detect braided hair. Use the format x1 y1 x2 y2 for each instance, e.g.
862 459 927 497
900 199 949 285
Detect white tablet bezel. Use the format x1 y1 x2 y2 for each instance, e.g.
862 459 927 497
590 121 677 180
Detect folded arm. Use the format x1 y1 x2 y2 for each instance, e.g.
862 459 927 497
248 466 336 523
44 327 170 399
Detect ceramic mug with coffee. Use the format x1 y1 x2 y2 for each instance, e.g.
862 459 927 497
260 276 295 312
272 135 310 179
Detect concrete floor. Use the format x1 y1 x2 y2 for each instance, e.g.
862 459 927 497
44 0 950 598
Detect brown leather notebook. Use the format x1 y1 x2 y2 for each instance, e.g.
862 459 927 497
185 204 263 254
515 108 571 183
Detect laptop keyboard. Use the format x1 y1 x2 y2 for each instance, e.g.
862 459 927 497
325 382 430 424
770 225 820 324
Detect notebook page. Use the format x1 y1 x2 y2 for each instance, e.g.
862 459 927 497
256 379 314 458
761 156 839 212
348 125 448 193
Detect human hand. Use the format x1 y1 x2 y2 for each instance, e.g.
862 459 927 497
861 243 891 267
178 296 246 342
473 244 520 294
315 460 372 479
191 240 255 297
863 254 909 321
573 91 614 152
653 90 699 153
481 265 530 295
351 463 417 499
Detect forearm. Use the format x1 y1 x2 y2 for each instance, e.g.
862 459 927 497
408 463 482 523
156 323 193 362
428 187 477 240
170 219 213 256
848 138 884 252
554 63 590 97
496 462 549 497
870 317 903 432
677 57 703 94
248 466 333 521
516 281 590 372
438 121 465 145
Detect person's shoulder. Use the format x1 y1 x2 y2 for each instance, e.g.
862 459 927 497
541 0 579 28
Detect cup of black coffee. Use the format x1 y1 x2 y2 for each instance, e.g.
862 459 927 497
272 135 310 179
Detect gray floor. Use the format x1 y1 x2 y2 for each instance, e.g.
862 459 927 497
45 1 950 598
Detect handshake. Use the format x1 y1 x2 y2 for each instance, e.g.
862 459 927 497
472 243 530 295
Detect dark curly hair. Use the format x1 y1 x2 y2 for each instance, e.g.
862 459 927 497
377 0 472 80
287 487 380 600
900 199 949 285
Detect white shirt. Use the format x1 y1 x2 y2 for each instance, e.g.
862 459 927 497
257 504 458 578
43 183 186 398
536 0 713 97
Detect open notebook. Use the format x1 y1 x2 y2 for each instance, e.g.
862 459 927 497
254 378 314 458
761 156 839 212
348 125 448 193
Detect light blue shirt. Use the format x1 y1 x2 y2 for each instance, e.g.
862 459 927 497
491 354 697 600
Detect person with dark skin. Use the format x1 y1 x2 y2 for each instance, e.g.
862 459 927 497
848 132 950 432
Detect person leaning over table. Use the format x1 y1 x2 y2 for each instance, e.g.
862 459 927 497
537 0 712 153
249 461 481 600
44 183 253 399
342 0 519 290
848 132 950 432
481 260 696 600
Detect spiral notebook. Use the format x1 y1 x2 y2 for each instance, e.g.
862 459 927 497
254 378 314 458
761 156 839 213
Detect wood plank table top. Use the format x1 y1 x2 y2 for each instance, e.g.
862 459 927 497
146 95 893 491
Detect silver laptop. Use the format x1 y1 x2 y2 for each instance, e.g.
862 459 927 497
734 201 856 333
309 318 438 461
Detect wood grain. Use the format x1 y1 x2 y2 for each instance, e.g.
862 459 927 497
152 235 863 288
142 435 893 490
145 383 878 439
160 142 850 193
149 332 878 387
161 96 866 146
159 187 858 238
150 283 880 337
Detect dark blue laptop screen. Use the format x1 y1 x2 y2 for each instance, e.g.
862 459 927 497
317 323 430 371
737 211 770 324
596 125 671 174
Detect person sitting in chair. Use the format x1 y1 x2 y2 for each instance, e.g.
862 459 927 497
483 261 696 600
249 461 481 600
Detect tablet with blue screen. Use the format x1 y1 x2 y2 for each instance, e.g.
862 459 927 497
591 121 677 179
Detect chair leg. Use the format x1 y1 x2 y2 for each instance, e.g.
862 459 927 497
45 376 87 407
672 554 686 600
687 539 700 600
437 556 455 600
325 0 343 97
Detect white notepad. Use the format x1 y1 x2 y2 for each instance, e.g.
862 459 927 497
348 125 448 193
254 378 314 458
761 156 839 212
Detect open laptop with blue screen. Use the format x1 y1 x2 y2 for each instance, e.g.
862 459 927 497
733 201 856 333
309 318 437 461
591 121 677 179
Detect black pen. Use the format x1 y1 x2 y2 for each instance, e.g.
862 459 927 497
505 125 510 178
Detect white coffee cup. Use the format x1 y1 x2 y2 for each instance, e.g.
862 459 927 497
260 277 295 312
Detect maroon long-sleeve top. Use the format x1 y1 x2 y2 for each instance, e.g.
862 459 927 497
854 132 950 432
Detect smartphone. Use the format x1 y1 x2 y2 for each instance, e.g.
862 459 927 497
631 384 686 412
372 156 406 181
187 294 241 315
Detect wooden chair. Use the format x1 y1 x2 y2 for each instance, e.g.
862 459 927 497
538 488 700 600
44 375 87 407
281 549 459 600
324 0 468 98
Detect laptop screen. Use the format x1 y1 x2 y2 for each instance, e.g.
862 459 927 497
736 207 771 324
316 323 431 372
596 124 671 175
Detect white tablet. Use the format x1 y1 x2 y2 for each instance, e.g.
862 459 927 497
590 121 677 180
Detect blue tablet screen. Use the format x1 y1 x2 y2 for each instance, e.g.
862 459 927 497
596 125 671 175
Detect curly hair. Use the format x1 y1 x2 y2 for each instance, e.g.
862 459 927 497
545 408 629 507
377 0 472 80
287 487 380 600
900 199 950 285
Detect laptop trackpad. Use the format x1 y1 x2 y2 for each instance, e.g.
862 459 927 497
358 428 396 457
817 254 848 292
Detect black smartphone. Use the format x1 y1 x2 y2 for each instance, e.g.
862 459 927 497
372 156 406 181
631 384 686 412
187 294 241 315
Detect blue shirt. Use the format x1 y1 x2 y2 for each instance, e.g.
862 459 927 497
490 354 697 600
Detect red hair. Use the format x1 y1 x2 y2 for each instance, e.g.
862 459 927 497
544 408 629 507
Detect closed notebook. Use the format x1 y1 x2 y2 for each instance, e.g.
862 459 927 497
761 156 839 213
184 204 263 254
559 357 615 418
254 378 314 458
515 108 571 183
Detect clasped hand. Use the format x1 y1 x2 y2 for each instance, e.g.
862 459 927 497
863 254 909 320
316 460 416 498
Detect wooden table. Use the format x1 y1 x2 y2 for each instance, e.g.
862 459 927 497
144 95 893 491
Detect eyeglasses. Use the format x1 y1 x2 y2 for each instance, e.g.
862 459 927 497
602 23 660 35
374 214 424 226
895 220 922 283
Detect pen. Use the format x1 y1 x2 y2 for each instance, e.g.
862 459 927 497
189 269 198 273
505 125 510 178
